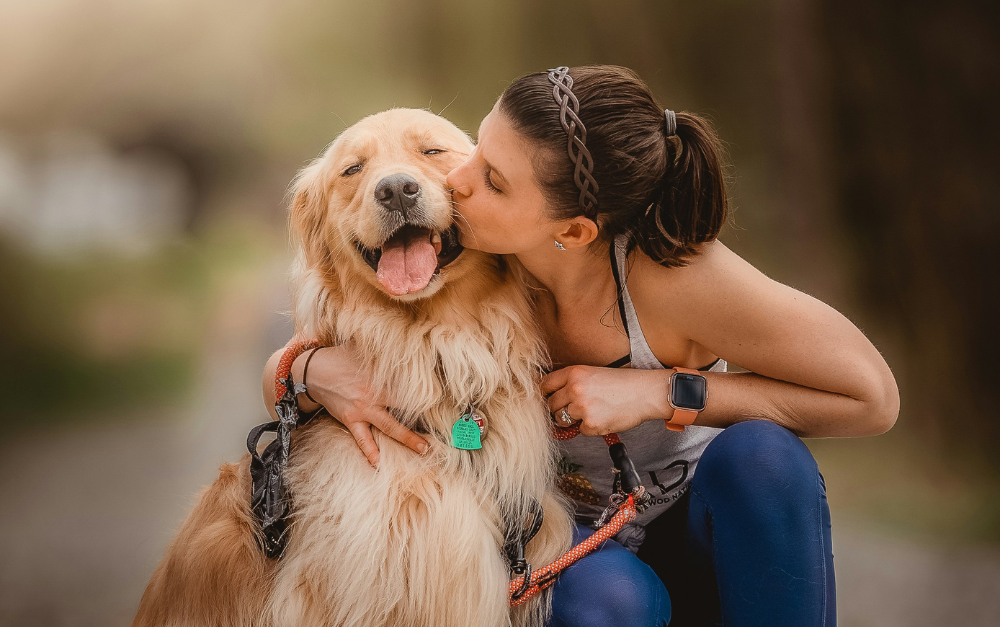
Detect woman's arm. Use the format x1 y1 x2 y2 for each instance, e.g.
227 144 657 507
263 340 430 466
542 241 899 438
660 240 899 436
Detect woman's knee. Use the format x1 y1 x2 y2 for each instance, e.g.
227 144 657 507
686 422 835 623
693 419 819 501
549 531 671 627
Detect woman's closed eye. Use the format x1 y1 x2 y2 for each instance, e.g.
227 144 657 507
483 168 501 193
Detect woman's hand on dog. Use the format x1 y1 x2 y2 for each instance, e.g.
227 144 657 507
265 342 430 468
541 365 672 436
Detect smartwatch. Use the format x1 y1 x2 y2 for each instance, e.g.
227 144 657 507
665 367 708 432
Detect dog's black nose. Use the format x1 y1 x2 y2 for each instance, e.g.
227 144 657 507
375 174 421 215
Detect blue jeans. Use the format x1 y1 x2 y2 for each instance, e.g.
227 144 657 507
546 420 836 627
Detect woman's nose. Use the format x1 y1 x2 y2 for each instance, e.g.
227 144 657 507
446 165 471 198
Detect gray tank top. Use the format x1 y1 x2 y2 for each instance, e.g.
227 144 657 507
554 233 726 553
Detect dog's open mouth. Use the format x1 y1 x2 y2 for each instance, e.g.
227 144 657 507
355 224 463 296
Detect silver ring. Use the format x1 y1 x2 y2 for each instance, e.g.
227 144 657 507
559 408 573 425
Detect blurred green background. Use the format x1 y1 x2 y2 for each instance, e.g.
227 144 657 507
0 1 997 625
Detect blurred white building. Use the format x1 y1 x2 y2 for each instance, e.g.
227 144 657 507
0 130 192 256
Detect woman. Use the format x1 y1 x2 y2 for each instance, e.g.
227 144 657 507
264 65 898 626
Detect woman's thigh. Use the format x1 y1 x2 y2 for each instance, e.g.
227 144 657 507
638 419 836 627
547 523 671 627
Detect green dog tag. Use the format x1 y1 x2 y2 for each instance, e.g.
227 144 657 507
451 415 482 450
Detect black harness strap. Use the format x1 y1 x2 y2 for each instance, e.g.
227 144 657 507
247 420 288 558
247 373 324 558
504 496 545 601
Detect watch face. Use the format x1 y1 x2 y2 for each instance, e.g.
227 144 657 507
672 373 707 411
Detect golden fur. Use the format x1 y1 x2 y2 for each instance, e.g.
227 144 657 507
132 108 574 627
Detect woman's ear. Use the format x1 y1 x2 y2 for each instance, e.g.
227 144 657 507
555 217 600 249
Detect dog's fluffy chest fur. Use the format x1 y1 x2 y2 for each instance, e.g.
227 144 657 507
270 258 571 627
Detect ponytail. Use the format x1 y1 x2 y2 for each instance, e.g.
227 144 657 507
637 112 729 267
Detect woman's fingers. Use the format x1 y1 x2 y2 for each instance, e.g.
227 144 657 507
576 411 603 436
281 342 430 463
539 366 589 394
346 421 381 468
369 407 430 456
551 406 578 428
545 386 574 417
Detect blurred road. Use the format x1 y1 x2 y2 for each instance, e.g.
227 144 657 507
1 266 998 627
834 521 1000 626
0 258 294 627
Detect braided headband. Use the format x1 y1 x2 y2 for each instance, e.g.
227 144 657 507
546 67 680 219
546 67 599 218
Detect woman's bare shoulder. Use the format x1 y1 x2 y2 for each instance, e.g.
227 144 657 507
628 238 813 356
629 239 770 308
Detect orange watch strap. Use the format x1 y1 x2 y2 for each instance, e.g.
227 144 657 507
665 408 698 431
664 367 702 432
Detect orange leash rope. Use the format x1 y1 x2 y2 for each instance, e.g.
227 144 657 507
508 494 637 606
507 424 646 606
551 422 621 446
275 339 320 399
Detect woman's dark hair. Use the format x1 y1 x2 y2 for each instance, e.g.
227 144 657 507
498 65 729 267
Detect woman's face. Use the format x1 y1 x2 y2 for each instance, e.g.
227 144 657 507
446 105 557 254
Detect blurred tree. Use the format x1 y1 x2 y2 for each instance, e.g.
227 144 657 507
822 0 1000 464
0 239 197 425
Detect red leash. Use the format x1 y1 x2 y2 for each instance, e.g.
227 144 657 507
275 339 321 398
507 493 637 606
552 422 622 446
506 424 647 606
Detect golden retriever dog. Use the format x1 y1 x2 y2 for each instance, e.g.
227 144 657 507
131 108 574 627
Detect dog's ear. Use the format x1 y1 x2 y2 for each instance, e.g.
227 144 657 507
287 156 333 267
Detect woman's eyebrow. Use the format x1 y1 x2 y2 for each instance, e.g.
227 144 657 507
483 158 510 187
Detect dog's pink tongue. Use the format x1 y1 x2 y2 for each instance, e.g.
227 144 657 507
376 235 437 295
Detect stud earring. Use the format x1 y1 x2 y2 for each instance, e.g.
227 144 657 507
554 240 566 251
